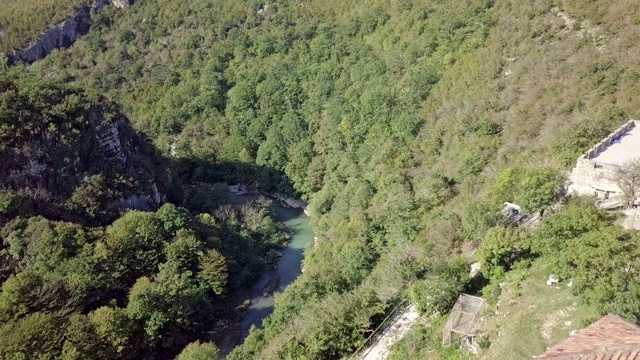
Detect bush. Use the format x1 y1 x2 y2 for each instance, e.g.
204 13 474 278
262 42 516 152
514 168 563 213
0 190 18 214
410 258 468 316
489 167 563 213
175 341 220 360
476 335 490 349
478 227 521 280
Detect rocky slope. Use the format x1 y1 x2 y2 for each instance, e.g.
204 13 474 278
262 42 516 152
5 0 132 65
0 72 178 226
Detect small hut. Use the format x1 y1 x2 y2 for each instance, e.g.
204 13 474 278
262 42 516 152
443 294 485 348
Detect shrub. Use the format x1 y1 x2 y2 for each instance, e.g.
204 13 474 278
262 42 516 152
410 258 468 316
479 227 521 280
0 190 18 214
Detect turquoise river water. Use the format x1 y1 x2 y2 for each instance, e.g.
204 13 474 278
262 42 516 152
236 195 314 341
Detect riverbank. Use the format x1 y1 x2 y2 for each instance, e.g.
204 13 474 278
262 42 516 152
216 185 314 346
235 193 313 340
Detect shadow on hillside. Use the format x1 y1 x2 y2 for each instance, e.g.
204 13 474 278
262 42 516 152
173 157 297 196
0 105 179 228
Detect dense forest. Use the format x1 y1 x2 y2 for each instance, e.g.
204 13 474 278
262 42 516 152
2 0 640 358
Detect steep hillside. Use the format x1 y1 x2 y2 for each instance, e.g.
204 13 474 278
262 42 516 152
0 67 295 359
0 69 178 226
2 0 640 358
0 0 91 53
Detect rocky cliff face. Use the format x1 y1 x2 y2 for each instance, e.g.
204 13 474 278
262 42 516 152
1 115 178 225
112 0 134 9
6 0 131 65
0 75 179 226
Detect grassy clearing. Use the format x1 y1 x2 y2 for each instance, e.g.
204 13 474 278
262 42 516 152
476 259 599 359
388 259 598 360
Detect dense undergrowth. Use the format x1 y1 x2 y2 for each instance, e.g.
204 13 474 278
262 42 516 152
2 0 640 358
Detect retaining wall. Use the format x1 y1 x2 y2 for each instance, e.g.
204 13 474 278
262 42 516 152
568 120 637 196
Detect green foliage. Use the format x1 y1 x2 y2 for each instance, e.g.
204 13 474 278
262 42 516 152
101 211 169 286
552 105 625 166
530 197 612 257
259 289 384 359
558 226 640 322
126 277 168 340
0 0 88 52
198 249 228 295
174 341 221 360
515 168 563 213
5 0 640 357
0 68 178 225
490 167 563 213
520 199 640 324
0 271 44 321
88 306 135 355
410 258 468 316
460 200 506 243
0 190 18 214
61 313 122 360
0 312 64 360
65 175 113 221
479 227 522 280
156 204 194 235
387 316 467 360
2 217 91 274
0 195 281 357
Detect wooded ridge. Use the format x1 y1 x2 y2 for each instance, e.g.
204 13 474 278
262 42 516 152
2 0 640 359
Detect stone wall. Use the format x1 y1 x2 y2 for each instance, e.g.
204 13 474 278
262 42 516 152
568 120 636 196
569 157 619 196
583 120 636 160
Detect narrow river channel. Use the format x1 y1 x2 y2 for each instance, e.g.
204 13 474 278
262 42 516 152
236 196 314 341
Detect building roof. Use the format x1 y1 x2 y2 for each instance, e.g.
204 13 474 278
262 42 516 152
534 314 640 359
592 120 640 166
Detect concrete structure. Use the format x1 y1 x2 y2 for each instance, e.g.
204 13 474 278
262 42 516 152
568 120 640 198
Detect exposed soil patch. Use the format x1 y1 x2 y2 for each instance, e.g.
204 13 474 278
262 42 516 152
541 303 577 340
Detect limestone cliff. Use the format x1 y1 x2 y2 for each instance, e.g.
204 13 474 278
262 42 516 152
0 76 179 226
6 0 132 65
112 0 135 9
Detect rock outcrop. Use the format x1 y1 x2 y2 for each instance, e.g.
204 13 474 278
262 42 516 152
112 0 134 9
5 0 130 65
0 76 179 226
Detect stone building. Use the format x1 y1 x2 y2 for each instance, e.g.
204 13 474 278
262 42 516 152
568 120 640 199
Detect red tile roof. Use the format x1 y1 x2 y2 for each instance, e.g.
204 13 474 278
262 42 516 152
534 314 640 360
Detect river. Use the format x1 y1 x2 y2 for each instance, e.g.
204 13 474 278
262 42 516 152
234 195 314 341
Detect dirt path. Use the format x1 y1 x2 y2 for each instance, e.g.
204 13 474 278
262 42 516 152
358 305 420 360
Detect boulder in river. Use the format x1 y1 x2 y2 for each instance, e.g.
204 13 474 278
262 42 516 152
263 277 280 296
